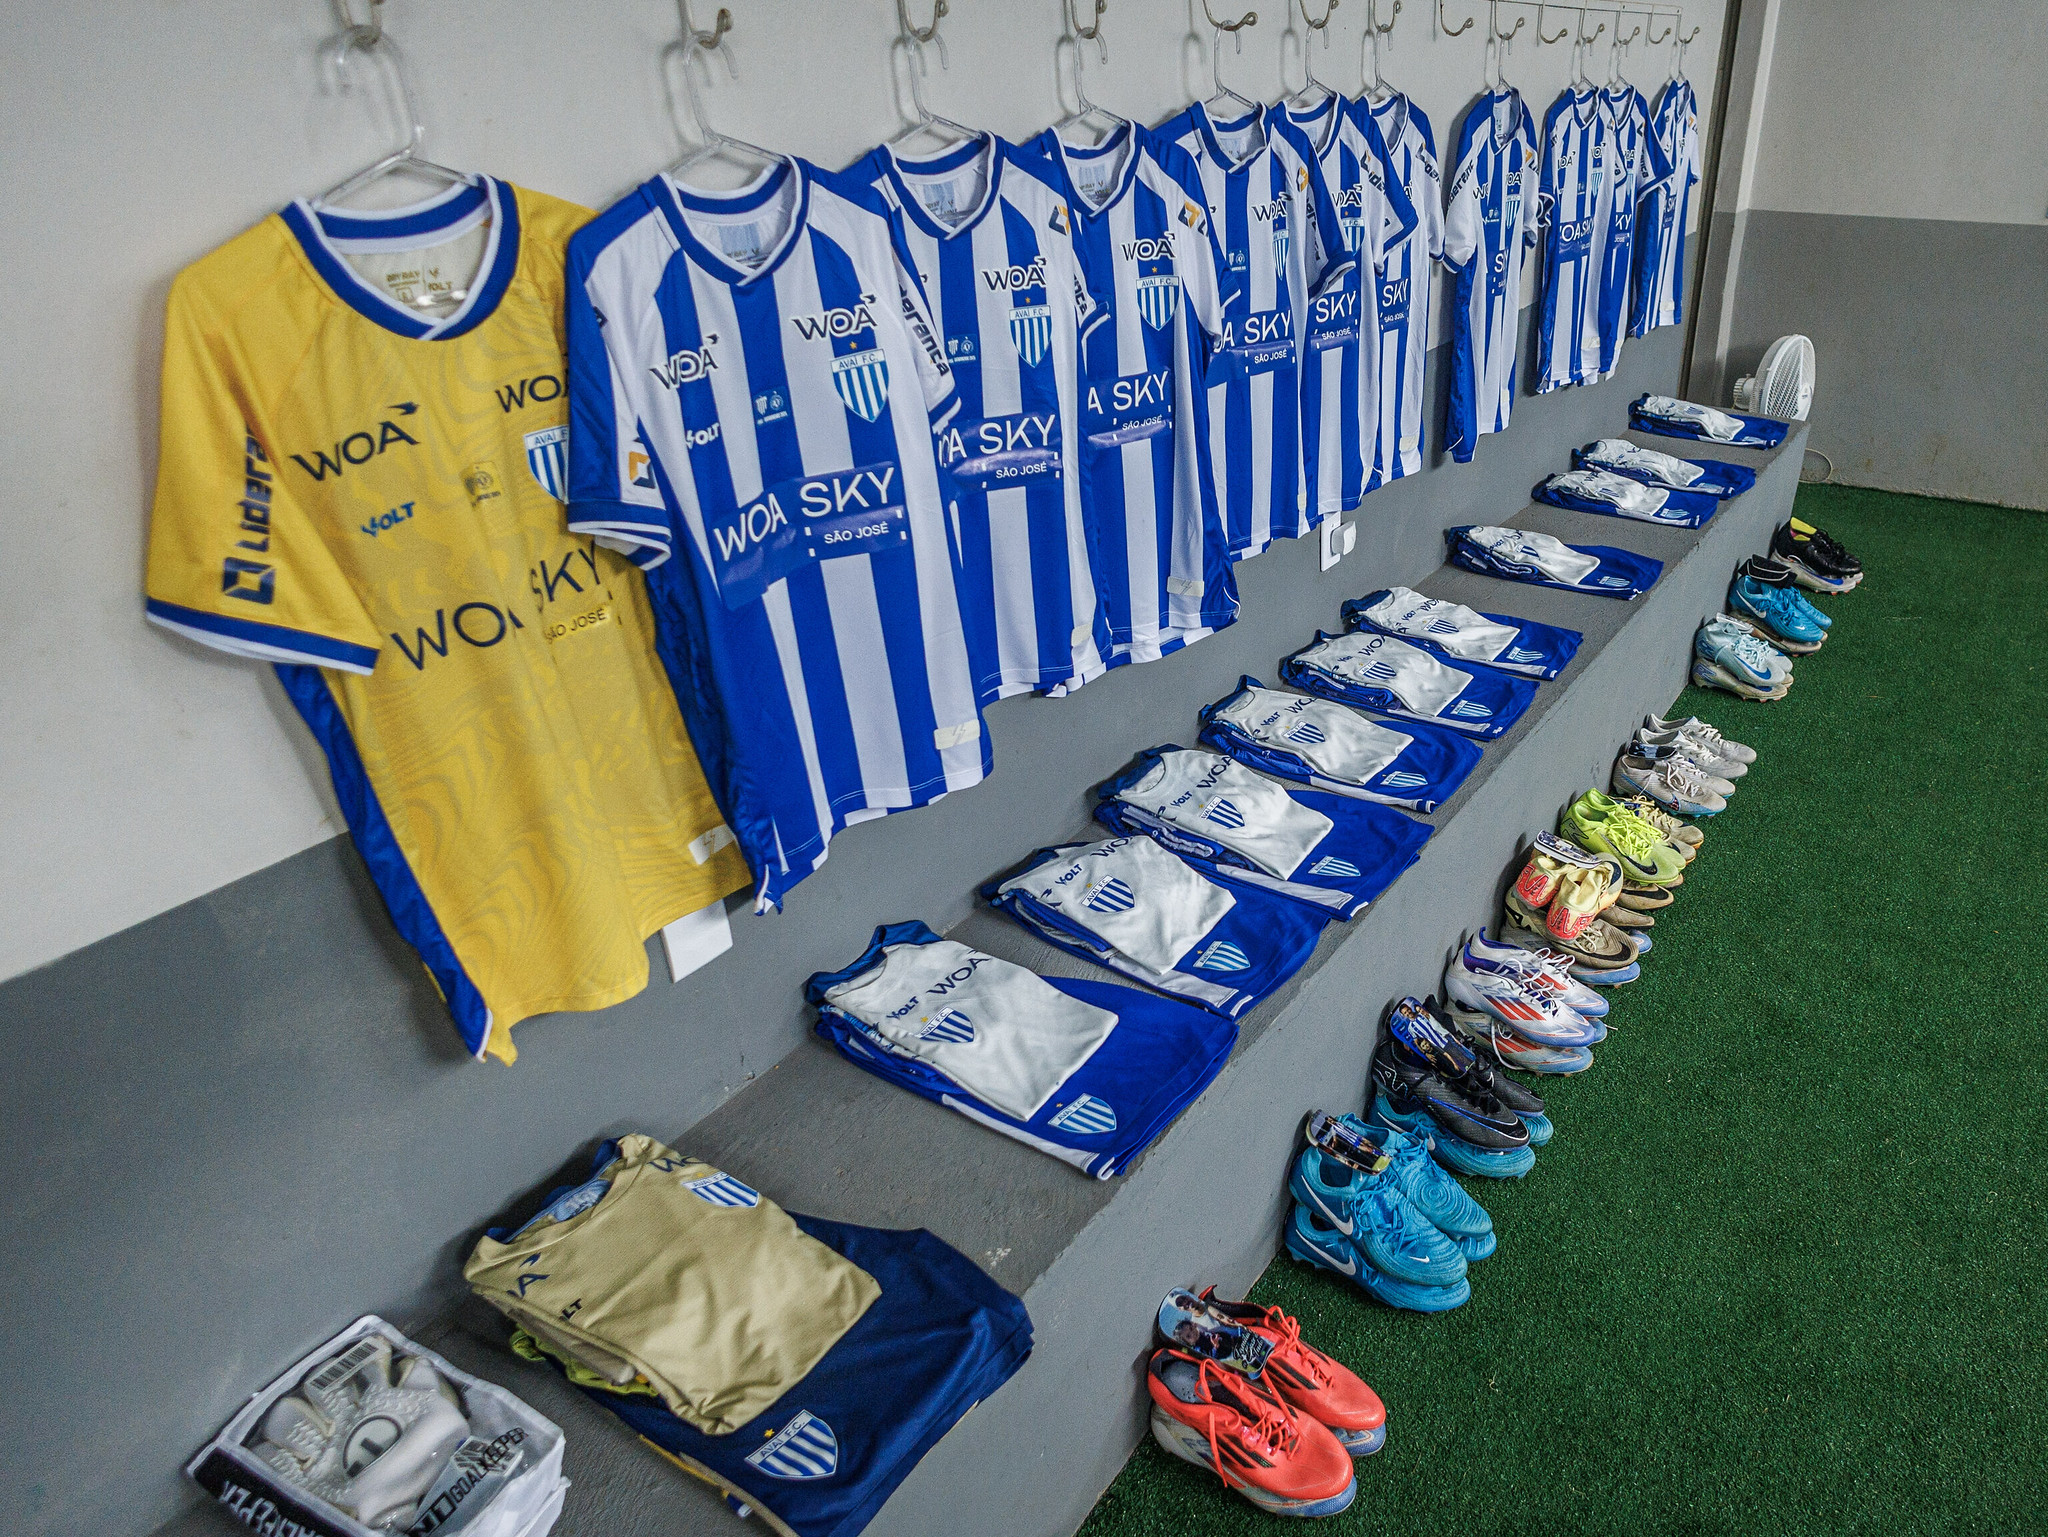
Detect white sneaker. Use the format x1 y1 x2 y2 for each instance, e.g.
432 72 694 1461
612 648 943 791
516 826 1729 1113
1614 750 1729 817
1644 715 1757 765
1635 727 1745 784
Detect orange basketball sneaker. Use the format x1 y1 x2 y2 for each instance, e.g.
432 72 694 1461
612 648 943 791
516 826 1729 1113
1195 1289 1388 1456
1146 1349 1357 1517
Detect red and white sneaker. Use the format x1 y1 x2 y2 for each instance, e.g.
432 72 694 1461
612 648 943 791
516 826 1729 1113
1195 1290 1387 1456
1147 1350 1357 1517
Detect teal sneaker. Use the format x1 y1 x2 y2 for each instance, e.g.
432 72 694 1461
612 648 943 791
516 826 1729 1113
1285 1205 1471 1313
1287 1144 1468 1289
1369 1118 1497 1261
1729 567 1825 653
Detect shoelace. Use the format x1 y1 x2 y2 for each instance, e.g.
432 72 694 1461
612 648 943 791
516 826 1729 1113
1253 1307 1333 1389
1593 805 1663 863
1657 756 1715 798
1719 627 1782 674
1620 793 1683 836
1191 1359 1297 1477
1660 717 1731 753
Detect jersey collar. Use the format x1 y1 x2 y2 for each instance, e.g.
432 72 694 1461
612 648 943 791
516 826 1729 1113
1050 121 1142 219
1277 96 1342 162
879 134 1008 241
1189 100 1268 174
283 177 520 341
1488 86 1530 154
1367 90 1412 154
655 158 812 287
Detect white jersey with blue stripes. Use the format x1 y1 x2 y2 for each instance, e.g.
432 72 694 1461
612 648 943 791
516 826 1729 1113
1631 78 1700 337
854 136 1111 702
1278 95 1417 515
1442 88 1539 463
1364 91 1444 486
1158 102 1350 553
565 160 985 912
1534 88 1609 393
1024 124 1238 668
1594 85 1674 377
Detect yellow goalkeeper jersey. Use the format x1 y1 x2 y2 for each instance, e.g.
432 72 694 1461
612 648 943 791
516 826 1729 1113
145 177 748 1062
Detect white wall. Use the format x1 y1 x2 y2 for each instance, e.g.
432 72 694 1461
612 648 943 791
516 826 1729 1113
0 0 1728 983
1749 0 2048 223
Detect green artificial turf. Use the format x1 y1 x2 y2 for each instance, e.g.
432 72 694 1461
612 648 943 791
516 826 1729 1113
1079 485 2048 1537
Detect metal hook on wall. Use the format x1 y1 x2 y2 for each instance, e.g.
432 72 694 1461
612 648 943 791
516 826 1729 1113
1203 0 1259 53
899 0 952 70
1536 2 1569 43
1070 0 1109 62
1438 0 1474 38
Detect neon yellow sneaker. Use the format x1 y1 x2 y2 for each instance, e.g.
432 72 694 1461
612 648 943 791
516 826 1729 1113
1559 793 1686 886
1618 793 1703 856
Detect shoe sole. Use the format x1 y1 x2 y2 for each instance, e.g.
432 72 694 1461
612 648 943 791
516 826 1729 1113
1729 596 1827 653
1285 1225 1475 1311
1616 887 1674 911
1779 559 1855 594
1150 1409 1359 1517
1610 768 1728 819
1691 658 1789 702
1333 1422 1387 1458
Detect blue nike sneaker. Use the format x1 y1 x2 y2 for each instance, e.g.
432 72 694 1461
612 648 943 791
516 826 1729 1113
1285 1204 1471 1313
1364 1117 1497 1261
1729 568 1825 653
1369 1090 1538 1178
1288 1145 1467 1289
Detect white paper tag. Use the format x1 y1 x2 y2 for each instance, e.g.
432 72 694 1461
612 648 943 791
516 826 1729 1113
688 823 737 865
662 901 733 983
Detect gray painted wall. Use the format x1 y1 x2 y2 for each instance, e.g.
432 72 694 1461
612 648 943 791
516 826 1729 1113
6 316 1699 1537
1727 212 2048 509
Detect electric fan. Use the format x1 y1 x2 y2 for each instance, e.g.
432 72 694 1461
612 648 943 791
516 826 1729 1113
1734 334 1815 420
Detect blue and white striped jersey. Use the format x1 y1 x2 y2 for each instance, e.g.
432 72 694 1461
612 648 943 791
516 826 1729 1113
1631 78 1700 337
1442 89 1539 464
1593 86 1674 377
1534 88 1609 393
1363 91 1444 486
1157 102 1351 552
1023 124 1239 668
566 160 985 913
1277 95 1418 515
852 136 1111 702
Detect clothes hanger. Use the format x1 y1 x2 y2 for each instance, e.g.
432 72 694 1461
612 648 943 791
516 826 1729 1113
1198 2 1263 124
1285 0 1342 114
312 0 471 209
887 2 980 153
1053 0 1126 147
1360 0 1401 106
665 2 783 185
1484 1 1526 90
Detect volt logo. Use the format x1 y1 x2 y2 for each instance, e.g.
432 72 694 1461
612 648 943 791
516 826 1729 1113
790 294 880 341
651 339 718 389
289 404 419 479
981 256 1048 293
494 374 563 413
359 501 416 538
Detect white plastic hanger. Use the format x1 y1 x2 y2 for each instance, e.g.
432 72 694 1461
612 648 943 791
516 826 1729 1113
665 2 783 184
1199 2 1263 122
1285 0 1341 114
888 2 979 153
1360 0 1401 105
1053 0 1125 147
312 0 471 209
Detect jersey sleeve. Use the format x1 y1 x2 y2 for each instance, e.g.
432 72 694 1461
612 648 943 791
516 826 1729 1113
563 226 675 567
1638 99 1679 195
1411 109 1448 262
1154 142 1235 335
884 206 961 432
1353 107 1420 276
1298 141 1358 295
1440 134 1482 273
144 275 381 674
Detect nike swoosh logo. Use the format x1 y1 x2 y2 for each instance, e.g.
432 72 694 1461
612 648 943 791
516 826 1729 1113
1306 1186 1355 1236
1311 1241 1358 1276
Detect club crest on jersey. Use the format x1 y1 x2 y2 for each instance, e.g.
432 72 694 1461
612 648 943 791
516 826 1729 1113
1426 618 1460 635
745 1411 838 1481
1084 877 1137 914
523 426 568 502
684 1172 760 1208
1507 646 1544 662
1285 720 1328 747
1309 856 1362 879
1202 797 1246 831
753 388 791 426
831 349 891 422
1135 273 1179 332
1008 304 1053 368
1049 1094 1119 1135
1380 770 1429 790
919 1009 975 1044
1450 699 1494 719
1193 941 1251 973
1359 657 1401 682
